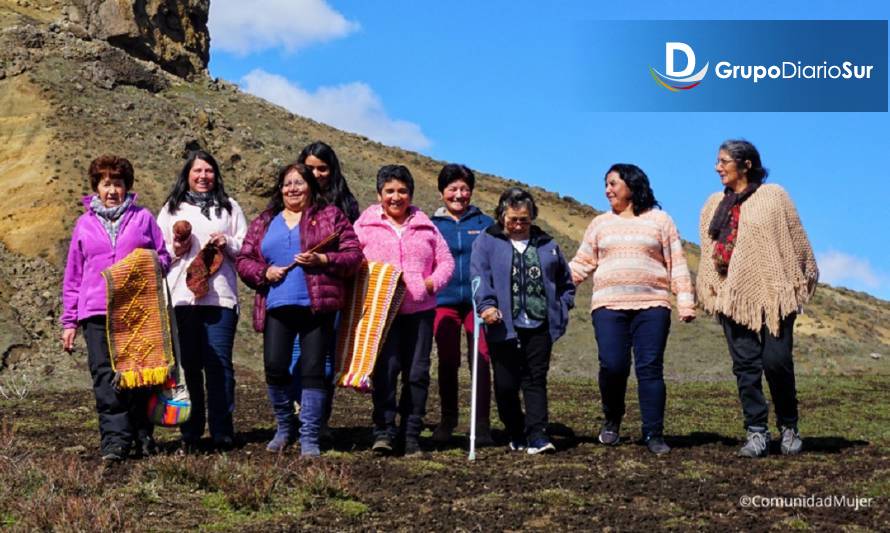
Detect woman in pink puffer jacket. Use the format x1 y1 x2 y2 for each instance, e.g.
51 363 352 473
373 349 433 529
353 164 454 456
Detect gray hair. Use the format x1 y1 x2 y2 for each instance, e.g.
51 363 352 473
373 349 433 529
719 139 769 184
494 187 538 225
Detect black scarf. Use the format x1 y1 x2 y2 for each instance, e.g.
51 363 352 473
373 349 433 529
184 191 216 220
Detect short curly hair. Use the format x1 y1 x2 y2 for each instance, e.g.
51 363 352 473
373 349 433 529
494 187 538 225
88 155 134 191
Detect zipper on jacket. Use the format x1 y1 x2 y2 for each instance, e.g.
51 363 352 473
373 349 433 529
457 219 464 302
518 247 527 315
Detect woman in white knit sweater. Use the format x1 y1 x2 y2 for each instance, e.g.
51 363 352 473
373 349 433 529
157 151 248 453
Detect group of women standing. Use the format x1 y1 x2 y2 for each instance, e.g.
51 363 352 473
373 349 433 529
61 138 817 461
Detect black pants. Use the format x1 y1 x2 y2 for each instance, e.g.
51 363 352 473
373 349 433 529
372 310 434 440
489 325 552 442
720 313 798 431
83 316 153 454
264 306 335 389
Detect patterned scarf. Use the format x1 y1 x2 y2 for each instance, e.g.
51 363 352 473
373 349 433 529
707 183 760 276
90 193 134 246
184 191 216 220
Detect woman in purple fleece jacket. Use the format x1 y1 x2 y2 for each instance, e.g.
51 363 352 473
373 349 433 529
60 155 171 461
353 164 454 456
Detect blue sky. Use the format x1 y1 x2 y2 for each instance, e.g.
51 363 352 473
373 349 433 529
208 0 890 300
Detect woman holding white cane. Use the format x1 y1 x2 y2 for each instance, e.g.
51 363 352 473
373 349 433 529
471 187 575 454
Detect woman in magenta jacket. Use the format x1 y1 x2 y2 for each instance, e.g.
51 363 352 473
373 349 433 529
60 155 171 461
236 163 362 456
353 164 454 456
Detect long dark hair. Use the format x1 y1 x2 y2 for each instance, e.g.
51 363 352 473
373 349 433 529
266 163 327 214
719 139 769 184
297 141 360 222
605 163 660 216
164 151 233 216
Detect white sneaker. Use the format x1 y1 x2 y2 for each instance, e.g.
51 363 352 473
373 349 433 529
738 429 770 458
780 426 802 455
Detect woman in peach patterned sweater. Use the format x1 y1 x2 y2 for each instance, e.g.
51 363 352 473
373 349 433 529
569 163 694 455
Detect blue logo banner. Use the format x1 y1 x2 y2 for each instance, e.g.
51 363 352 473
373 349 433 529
578 21 887 111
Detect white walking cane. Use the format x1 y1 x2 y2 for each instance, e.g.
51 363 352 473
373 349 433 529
468 276 482 461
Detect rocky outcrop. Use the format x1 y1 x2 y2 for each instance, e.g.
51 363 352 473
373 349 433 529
62 0 209 79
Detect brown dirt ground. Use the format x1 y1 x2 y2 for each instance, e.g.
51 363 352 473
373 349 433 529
2 366 887 531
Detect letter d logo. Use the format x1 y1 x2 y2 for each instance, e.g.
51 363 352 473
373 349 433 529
650 42 709 92
666 42 695 77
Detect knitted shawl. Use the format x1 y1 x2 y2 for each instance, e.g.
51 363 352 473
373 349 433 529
697 184 818 335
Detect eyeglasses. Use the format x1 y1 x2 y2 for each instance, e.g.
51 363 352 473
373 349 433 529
505 216 531 226
715 158 736 168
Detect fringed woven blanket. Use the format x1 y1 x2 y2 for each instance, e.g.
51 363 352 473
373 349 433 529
103 248 175 389
334 261 405 392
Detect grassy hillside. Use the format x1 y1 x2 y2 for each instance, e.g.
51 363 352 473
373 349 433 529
0 3 888 385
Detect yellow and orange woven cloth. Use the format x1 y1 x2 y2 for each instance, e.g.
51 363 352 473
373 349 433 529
334 261 406 392
102 248 176 389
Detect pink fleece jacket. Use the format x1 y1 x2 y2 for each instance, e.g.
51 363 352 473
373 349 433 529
61 195 171 328
354 204 454 315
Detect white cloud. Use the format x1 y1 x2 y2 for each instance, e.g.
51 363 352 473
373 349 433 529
209 0 359 55
241 69 431 151
817 250 885 290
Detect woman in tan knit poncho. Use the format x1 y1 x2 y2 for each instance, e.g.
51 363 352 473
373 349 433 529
698 139 818 459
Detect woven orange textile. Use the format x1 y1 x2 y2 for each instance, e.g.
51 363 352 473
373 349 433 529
334 261 405 392
103 248 175 389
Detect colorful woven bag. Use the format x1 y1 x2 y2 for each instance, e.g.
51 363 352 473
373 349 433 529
147 274 191 427
147 375 191 427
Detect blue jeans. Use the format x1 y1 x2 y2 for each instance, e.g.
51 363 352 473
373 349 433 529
175 305 238 443
592 307 671 437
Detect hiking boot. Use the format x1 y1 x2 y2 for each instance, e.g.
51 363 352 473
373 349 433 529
176 439 198 456
598 420 621 446
474 421 495 447
527 437 557 455
508 439 527 452
131 435 157 458
645 435 671 455
101 445 125 462
431 419 457 443
213 436 235 452
403 438 422 457
372 434 393 455
780 426 803 456
738 429 771 458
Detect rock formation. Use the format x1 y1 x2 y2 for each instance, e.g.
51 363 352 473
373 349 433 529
63 0 209 79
